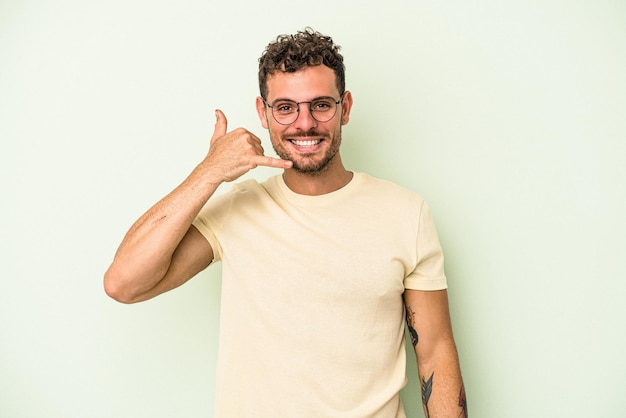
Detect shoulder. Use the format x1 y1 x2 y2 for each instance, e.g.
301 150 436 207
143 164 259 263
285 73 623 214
223 177 276 200
230 178 264 193
355 172 425 204
222 176 284 209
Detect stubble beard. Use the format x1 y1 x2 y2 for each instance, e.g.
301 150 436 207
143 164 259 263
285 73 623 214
271 128 342 175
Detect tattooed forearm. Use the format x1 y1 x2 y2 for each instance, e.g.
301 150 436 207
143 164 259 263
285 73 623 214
419 371 467 417
458 384 468 417
405 306 419 347
421 372 434 418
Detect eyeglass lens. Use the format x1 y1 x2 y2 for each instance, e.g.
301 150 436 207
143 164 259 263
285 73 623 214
269 97 340 125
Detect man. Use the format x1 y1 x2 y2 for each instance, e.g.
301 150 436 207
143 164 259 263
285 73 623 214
105 28 467 418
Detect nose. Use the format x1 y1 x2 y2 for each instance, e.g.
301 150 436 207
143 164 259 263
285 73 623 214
293 103 318 131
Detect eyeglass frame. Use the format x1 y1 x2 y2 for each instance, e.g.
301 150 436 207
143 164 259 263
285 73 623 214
262 93 345 125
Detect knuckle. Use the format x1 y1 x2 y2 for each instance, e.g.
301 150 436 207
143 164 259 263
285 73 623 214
234 127 250 137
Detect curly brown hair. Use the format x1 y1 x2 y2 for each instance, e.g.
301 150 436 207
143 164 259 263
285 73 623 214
258 28 345 100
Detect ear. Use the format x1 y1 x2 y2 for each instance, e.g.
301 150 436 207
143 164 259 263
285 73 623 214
340 91 353 125
256 97 269 129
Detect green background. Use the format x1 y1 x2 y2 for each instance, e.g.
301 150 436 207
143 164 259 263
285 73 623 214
2 0 625 416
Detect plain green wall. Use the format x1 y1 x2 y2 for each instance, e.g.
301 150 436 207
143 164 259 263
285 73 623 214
2 0 625 417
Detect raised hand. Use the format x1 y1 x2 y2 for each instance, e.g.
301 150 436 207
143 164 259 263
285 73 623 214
202 109 292 183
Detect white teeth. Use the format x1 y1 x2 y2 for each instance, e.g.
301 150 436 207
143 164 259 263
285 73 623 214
291 139 321 147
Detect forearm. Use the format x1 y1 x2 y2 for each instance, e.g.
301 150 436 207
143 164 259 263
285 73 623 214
104 162 220 301
404 289 467 417
416 342 467 418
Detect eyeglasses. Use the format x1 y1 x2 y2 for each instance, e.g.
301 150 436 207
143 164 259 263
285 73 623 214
263 95 343 125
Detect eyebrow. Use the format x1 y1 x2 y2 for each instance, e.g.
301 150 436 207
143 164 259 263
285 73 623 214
268 95 336 103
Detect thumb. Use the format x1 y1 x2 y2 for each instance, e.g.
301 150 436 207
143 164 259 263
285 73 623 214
210 109 228 144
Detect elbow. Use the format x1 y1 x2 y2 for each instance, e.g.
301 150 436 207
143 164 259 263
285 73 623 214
416 337 460 369
103 266 140 304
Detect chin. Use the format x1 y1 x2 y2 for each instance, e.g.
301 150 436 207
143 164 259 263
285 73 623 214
291 154 337 175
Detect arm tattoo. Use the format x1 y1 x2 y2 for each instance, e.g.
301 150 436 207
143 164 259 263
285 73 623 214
421 373 468 417
421 372 434 418
405 306 419 347
458 384 468 417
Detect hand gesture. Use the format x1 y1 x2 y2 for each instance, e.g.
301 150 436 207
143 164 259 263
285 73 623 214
202 110 292 183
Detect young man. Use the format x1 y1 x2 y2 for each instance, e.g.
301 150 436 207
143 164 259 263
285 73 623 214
105 29 467 418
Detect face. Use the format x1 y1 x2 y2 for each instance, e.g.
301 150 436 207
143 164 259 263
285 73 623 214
256 65 353 175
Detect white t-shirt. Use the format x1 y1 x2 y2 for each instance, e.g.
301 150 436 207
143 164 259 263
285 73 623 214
192 172 447 418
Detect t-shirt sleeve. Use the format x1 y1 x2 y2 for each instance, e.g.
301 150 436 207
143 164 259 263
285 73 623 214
403 200 448 291
191 190 235 263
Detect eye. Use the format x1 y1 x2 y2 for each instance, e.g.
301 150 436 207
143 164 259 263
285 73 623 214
311 98 334 111
274 101 297 114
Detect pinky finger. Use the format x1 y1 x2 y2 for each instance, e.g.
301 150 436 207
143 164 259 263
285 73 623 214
255 155 293 169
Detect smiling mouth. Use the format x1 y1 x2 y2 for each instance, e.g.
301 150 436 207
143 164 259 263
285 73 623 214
290 138 322 147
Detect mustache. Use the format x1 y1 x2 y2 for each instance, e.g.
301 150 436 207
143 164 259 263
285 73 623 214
282 130 327 138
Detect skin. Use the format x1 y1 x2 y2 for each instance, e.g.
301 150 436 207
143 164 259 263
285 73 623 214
104 63 466 416
404 289 467 417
